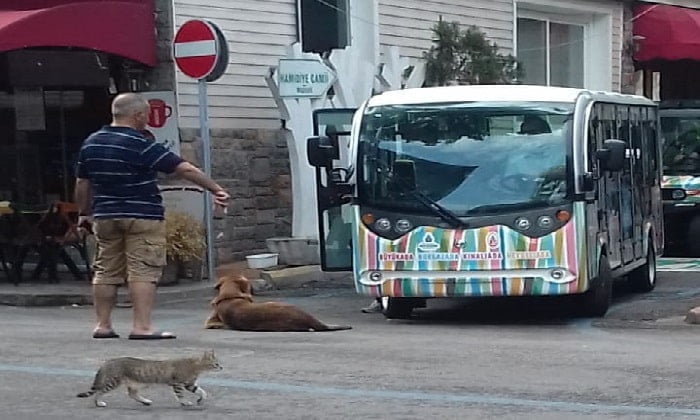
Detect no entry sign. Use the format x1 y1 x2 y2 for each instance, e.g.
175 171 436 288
172 19 230 284
174 19 228 81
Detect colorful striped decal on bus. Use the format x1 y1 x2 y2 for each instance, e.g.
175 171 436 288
352 203 590 298
662 175 700 203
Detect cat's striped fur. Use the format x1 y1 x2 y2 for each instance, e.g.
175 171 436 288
77 350 222 407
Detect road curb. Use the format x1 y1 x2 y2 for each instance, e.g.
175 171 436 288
260 266 353 290
0 293 92 307
0 266 353 307
0 283 215 307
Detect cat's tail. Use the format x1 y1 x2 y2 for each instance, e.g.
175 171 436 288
77 367 103 397
76 390 96 398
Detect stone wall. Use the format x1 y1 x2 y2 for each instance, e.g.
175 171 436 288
179 128 293 263
620 3 638 95
144 0 176 92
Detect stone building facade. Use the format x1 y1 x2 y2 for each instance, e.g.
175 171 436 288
179 128 292 262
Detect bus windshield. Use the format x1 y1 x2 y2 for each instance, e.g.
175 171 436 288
358 101 573 216
661 112 700 176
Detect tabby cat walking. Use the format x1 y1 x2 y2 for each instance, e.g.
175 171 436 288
77 350 222 408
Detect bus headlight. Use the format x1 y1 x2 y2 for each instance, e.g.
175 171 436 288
551 269 565 280
537 215 554 229
673 189 688 200
375 218 392 232
515 217 531 230
395 219 412 233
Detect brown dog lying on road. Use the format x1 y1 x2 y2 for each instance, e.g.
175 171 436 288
204 274 352 332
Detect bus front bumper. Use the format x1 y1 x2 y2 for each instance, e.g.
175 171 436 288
358 269 579 297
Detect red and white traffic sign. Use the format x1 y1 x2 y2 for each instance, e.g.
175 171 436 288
174 19 221 80
172 19 230 284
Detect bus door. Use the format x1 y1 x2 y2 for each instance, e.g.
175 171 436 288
629 106 646 260
310 108 356 271
644 107 663 254
618 105 636 264
596 103 623 268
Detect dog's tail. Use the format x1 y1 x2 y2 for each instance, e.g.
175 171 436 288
318 324 352 332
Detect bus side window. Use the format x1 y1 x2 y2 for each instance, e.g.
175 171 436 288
647 107 660 183
601 103 617 145
588 104 601 174
602 119 616 151
617 105 630 145
640 110 655 185
630 107 645 184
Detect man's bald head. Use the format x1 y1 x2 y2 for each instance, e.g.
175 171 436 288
111 93 150 130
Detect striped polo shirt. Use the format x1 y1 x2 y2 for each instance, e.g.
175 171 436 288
75 126 183 220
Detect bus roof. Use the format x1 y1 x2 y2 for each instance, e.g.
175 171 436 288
367 85 656 107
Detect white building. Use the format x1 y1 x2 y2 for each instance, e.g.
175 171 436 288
162 0 632 262
173 0 627 131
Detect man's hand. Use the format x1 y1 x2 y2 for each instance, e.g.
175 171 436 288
78 215 94 234
212 190 230 208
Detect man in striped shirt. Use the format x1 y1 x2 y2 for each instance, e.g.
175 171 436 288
75 93 229 340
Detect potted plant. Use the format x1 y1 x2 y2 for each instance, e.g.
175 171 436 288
162 210 205 286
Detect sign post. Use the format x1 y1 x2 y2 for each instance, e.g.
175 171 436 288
174 19 229 282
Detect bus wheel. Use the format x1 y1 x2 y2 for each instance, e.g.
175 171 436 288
381 297 415 319
580 255 613 317
628 241 656 293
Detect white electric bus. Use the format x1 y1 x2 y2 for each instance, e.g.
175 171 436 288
308 85 663 318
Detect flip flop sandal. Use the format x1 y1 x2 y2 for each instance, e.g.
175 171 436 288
128 331 176 340
93 330 120 339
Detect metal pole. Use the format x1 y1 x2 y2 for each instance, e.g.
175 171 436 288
199 78 216 282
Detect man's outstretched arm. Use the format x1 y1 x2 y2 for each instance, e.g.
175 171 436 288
173 161 230 207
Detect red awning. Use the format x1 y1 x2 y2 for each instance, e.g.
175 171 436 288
0 1 156 66
634 4 700 62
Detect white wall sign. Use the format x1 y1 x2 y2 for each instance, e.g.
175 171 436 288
266 40 425 240
278 59 336 98
141 91 181 155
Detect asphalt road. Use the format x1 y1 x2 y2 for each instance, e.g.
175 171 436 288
0 272 699 419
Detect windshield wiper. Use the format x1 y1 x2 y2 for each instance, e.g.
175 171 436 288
377 164 468 229
466 201 551 215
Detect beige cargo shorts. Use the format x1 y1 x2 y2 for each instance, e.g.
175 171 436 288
92 218 166 285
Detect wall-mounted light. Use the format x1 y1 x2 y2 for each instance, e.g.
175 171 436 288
631 35 646 54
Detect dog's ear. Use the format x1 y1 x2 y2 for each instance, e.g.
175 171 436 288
236 275 252 295
213 275 228 290
214 278 252 303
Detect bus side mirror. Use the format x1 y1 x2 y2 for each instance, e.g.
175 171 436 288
307 136 339 168
596 139 626 172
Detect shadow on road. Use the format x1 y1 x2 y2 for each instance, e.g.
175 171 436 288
405 282 656 326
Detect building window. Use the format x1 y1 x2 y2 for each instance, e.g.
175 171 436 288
517 17 584 88
299 0 350 54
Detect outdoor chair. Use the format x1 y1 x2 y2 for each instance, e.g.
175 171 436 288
28 202 91 283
